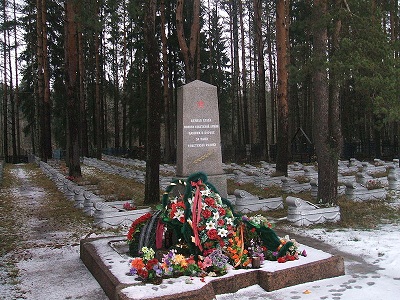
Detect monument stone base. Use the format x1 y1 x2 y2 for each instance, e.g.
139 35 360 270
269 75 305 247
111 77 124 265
80 236 345 300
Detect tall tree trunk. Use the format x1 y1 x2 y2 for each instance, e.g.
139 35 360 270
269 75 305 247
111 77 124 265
312 0 339 205
122 0 127 149
239 0 249 145
7 27 17 163
230 1 240 155
2 0 7 161
36 0 45 161
113 44 120 149
276 0 289 175
144 0 162 205
266 16 276 145
94 3 102 159
65 0 82 177
13 0 20 158
78 27 88 157
41 0 52 160
176 0 200 83
253 0 267 158
161 0 172 163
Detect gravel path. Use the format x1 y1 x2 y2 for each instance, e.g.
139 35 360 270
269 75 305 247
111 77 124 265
0 163 110 300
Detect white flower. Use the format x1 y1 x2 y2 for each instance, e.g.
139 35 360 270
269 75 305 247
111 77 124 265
173 209 184 220
218 228 228 237
213 211 220 221
206 220 216 230
187 197 193 205
225 217 233 226
200 188 211 196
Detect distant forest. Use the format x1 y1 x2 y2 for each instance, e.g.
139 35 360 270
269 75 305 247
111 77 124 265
1 0 399 167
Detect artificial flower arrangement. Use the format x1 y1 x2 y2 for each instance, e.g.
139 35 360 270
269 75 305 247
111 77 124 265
127 172 307 284
226 225 251 268
161 248 229 278
126 212 152 256
366 179 383 190
186 181 236 255
123 202 137 211
130 246 230 284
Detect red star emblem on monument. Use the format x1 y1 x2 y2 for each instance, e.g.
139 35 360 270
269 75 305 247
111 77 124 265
197 100 205 108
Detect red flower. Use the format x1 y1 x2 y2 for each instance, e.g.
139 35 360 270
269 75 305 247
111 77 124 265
277 257 287 263
202 209 212 219
205 197 216 207
286 255 296 261
127 227 134 240
218 219 225 226
203 248 216 256
137 268 149 279
187 256 196 265
207 229 219 240
204 242 214 249
146 258 159 270
218 207 226 216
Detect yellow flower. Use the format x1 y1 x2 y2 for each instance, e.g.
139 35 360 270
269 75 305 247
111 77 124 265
173 254 186 265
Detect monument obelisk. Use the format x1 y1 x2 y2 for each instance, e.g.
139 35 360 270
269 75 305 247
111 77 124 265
176 80 227 198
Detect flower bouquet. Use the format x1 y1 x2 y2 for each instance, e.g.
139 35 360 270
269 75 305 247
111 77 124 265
130 247 164 284
226 226 251 268
161 249 202 277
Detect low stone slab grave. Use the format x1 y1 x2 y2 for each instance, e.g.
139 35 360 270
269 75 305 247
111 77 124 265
344 182 387 201
286 196 341 226
80 236 345 300
233 189 283 213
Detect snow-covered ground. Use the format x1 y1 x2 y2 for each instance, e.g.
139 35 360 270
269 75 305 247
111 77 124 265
1 164 400 300
217 224 400 299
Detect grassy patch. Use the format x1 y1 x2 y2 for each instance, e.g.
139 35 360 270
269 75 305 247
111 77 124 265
0 166 20 256
81 166 148 203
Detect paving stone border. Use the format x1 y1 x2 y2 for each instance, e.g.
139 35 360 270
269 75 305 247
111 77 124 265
80 236 345 300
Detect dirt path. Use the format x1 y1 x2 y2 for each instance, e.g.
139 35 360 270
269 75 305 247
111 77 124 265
0 163 110 300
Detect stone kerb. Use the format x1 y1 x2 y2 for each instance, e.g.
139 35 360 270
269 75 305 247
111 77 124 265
286 196 341 226
176 80 227 197
93 202 151 228
39 160 152 229
388 165 400 190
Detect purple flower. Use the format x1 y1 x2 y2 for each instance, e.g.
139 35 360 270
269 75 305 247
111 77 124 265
130 268 138 275
301 249 307 257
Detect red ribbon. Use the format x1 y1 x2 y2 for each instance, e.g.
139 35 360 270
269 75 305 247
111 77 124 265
155 219 164 249
191 179 203 252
